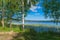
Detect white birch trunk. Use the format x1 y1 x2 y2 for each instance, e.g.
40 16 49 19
21 0 25 31
22 13 24 31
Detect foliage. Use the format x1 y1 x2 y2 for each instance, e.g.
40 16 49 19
43 0 60 23
5 0 20 20
0 0 39 22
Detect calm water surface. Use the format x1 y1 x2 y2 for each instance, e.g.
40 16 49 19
12 21 60 26
11 21 60 32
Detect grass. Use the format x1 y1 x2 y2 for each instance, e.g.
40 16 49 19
0 26 21 32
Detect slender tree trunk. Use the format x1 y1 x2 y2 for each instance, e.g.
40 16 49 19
1 0 5 28
1 8 5 28
0 20 2 26
22 13 24 31
9 19 12 29
1 18 4 28
21 0 25 31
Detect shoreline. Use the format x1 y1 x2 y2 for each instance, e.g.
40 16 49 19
24 24 60 28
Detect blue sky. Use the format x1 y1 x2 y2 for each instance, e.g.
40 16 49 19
25 1 51 20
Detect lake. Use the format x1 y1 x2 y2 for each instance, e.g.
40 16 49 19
11 21 60 32
11 21 60 26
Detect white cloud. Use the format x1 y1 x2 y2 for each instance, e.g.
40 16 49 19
30 5 42 12
30 5 37 12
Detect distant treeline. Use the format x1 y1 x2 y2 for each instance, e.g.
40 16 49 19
25 20 60 22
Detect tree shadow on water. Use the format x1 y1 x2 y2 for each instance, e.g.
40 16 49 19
12 28 39 40
11 25 60 40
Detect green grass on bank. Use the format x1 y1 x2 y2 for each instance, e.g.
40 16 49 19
0 26 21 32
